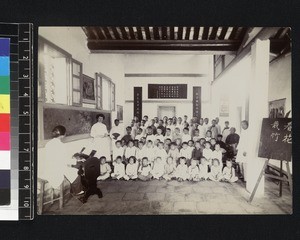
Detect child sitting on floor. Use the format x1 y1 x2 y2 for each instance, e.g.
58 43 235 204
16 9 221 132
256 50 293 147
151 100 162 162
124 156 138 180
151 157 165 180
168 142 180 165
180 142 192 165
222 159 238 182
209 158 223 182
163 156 177 181
111 156 126 180
199 157 209 180
138 157 152 181
97 156 112 181
175 157 188 182
188 159 200 182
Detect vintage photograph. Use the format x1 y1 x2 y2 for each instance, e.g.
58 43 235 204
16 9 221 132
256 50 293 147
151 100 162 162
37 26 292 215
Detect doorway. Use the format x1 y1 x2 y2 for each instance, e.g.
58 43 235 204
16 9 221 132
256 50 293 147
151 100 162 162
158 106 176 119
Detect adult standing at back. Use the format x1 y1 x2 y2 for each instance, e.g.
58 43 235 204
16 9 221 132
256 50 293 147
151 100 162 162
90 114 111 161
236 120 249 181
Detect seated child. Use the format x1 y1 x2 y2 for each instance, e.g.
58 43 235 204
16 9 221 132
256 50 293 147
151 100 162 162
113 140 125 162
199 138 206 150
97 156 112 180
124 156 138 180
203 141 213 166
135 141 145 163
164 128 173 141
199 157 209 180
192 141 203 161
134 139 139 148
138 157 152 181
209 158 223 182
124 140 137 163
151 157 165 180
182 127 191 143
121 126 133 145
111 156 126 180
175 157 188 182
193 129 201 142
164 142 170 154
163 156 177 181
180 142 192 165
143 140 155 164
168 142 180 165
210 138 217 150
175 138 182 151
222 160 238 182
188 140 195 149
188 159 200 181
172 127 182 141
154 142 168 163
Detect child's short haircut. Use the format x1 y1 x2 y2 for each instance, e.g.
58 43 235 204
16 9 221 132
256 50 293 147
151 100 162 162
138 141 144 145
142 157 148 161
115 155 122 160
205 141 211 146
225 121 229 124
206 130 212 133
126 126 132 130
100 156 106 161
188 140 194 144
115 140 121 145
179 156 186 161
128 140 134 145
182 141 188 145
166 128 171 131
165 138 172 142
147 126 152 130
217 134 223 138
195 129 199 132
175 127 180 131
170 142 177 146
212 158 220 165
138 127 143 132
147 140 153 144
183 127 189 131
158 141 164 146
129 156 137 163
210 138 216 142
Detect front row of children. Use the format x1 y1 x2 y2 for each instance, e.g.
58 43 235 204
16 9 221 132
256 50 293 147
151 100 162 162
97 155 238 183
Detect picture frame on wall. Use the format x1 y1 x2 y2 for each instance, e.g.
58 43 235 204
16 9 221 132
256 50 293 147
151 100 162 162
82 74 96 104
269 98 286 118
117 105 123 122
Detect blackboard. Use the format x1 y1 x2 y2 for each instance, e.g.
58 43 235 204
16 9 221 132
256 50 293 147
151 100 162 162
258 118 292 161
148 84 187 99
43 107 111 140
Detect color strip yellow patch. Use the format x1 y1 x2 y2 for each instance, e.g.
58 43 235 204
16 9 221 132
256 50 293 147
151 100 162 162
0 95 10 113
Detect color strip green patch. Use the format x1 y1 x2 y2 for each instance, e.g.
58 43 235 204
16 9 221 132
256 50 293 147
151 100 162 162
0 76 10 94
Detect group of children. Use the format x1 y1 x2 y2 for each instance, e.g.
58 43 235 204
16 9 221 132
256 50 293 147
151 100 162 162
95 115 238 183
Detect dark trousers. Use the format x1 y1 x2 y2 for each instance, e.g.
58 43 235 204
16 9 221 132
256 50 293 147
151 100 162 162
81 176 103 202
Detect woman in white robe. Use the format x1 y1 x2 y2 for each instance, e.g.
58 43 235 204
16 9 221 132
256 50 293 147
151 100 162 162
236 120 249 181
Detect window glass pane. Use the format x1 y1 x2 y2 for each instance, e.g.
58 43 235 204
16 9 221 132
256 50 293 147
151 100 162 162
72 62 81 76
73 91 80 104
73 77 80 90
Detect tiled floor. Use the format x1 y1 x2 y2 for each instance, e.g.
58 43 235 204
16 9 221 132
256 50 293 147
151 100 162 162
43 178 292 215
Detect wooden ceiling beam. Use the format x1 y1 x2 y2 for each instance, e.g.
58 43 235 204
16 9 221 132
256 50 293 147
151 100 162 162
120 27 129 40
202 27 209 40
209 27 219 40
229 27 239 39
170 27 175 40
136 27 143 40
162 26 168 40
185 27 191 40
218 27 228 40
177 27 183 40
153 27 160 40
87 39 240 51
102 27 112 40
193 27 200 40
144 27 151 40
111 27 121 40
128 27 136 40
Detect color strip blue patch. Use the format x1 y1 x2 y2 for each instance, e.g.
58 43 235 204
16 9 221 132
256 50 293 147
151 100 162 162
0 170 10 189
0 39 10 56
0 57 9 75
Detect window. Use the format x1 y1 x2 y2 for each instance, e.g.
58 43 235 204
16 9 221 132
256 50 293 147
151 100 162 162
72 60 82 106
95 73 115 111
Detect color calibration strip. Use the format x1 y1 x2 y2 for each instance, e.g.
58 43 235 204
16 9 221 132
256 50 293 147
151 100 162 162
0 38 11 206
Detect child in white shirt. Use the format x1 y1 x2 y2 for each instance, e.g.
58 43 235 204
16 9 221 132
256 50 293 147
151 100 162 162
182 127 191 143
211 143 223 164
143 140 155 164
202 141 213 166
205 130 212 142
97 156 112 180
175 157 188 181
113 140 125 162
135 127 144 141
124 156 138 180
163 157 177 181
138 157 152 181
209 158 223 182
188 159 200 181
151 157 165 180
180 142 192 164
168 142 180 165
135 141 145 163
155 128 165 143
111 156 126 180
222 160 238 182
193 129 201 142
154 142 168 163
124 140 137 162
199 157 209 180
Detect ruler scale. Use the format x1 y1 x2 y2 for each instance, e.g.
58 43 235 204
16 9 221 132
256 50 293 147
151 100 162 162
0 23 33 220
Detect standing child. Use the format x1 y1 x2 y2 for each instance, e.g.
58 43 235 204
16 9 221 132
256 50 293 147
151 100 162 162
180 142 192 165
192 141 203 161
182 127 191 143
135 127 144 141
168 142 180 165
124 156 138 180
121 126 133 145
222 160 238 182
112 140 125 162
154 142 168 163
172 127 182 142
151 157 165 180
155 128 165 143
209 159 223 182
175 157 188 182
193 129 201 142
163 156 177 180
205 130 212 142
143 140 155 164
136 141 145 163
188 159 200 181
175 138 182 151
199 157 209 180
138 157 152 181
111 156 126 180
97 156 112 181
203 141 213 166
